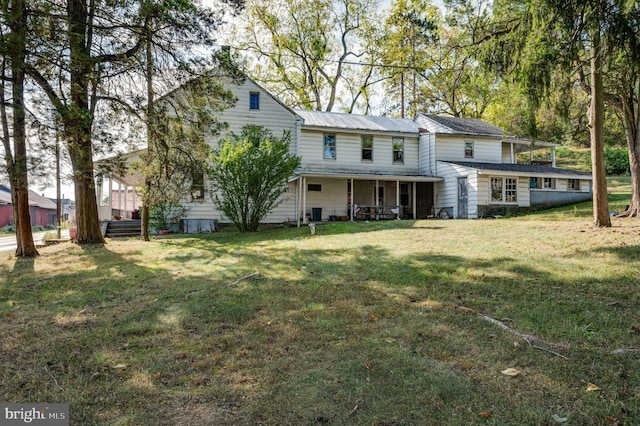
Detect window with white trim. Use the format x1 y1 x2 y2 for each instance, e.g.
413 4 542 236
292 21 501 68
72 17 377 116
530 177 540 189
464 141 474 158
543 177 556 189
491 177 518 203
361 135 373 161
323 133 336 159
249 92 260 110
567 179 580 190
392 137 404 164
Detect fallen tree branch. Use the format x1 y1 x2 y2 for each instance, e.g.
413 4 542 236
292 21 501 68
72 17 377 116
230 271 259 286
44 366 63 391
612 348 640 355
347 399 363 417
454 305 570 353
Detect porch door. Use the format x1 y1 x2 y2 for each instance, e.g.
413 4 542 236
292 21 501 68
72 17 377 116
458 177 468 219
415 182 434 219
374 186 384 206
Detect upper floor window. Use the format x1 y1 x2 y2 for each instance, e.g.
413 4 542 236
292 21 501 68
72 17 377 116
543 177 556 189
324 133 336 159
361 135 373 161
249 92 260 110
464 141 474 158
392 137 404 164
567 179 580 191
191 172 205 201
307 183 322 192
491 177 517 203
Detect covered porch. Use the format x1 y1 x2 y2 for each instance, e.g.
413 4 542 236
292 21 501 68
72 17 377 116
295 170 442 226
94 150 144 222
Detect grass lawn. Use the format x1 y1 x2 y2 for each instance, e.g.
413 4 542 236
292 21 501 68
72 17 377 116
2 190 639 425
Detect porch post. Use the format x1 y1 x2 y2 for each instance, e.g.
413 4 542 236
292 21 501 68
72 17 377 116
350 178 354 221
375 180 379 208
510 143 515 164
117 182 122 215
413 182 417 219
302 176 308 224
396 179 400 220
551 147 556 167
297 176 302 227
124 185 129 218
108 176 113 218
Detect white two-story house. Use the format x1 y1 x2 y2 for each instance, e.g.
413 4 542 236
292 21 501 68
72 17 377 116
96 74 592 229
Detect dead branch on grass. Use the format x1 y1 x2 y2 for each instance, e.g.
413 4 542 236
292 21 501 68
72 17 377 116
612 348 640 355
347 399 363 417
454 305 570 357
44 366 63 391
229 271 259 286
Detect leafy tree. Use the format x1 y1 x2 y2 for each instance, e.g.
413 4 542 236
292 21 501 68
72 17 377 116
482 0 622 227
380 0 438 118
22 0 243 244
229 0 382 112
208 125 300 232
135 68 239 239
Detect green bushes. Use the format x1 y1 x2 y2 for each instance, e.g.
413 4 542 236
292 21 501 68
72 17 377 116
604 147 630 175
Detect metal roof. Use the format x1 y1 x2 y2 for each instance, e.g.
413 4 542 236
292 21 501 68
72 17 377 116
443 161 592 178
296 109 420 134
416 114 505 136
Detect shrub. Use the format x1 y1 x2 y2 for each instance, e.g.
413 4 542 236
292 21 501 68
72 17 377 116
604 147 630 175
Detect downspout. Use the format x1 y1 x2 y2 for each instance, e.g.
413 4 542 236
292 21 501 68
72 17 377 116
350 177 354 221
551 147 556 167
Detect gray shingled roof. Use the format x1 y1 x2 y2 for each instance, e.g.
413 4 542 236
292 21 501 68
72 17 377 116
444 161 592 177
296 109 420 134
419 114 505 136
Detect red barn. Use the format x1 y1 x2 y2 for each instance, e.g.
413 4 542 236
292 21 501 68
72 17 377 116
0 185 58 228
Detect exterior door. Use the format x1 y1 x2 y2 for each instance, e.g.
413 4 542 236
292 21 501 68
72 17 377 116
415 182 434 219
458 177 468 219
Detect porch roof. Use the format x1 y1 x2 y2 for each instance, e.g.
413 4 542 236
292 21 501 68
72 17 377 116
296 169 442 182
442 161 592 179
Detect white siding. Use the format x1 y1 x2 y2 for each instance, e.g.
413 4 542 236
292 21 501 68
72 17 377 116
299 129 420 174
418 133 435 175
303 179 350 220
478 175 531 208
434 161 479 219
212 78 298 142
435 136 503 163
183 77 300 223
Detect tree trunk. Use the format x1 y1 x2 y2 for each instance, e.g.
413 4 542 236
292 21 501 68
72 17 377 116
0 60 23 255
67 0 105 244
9 0 38 256
619 76 640 218
589 28 611 227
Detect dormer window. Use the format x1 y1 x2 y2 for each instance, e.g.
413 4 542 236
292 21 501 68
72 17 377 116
464 141 474 158
249 92 260 110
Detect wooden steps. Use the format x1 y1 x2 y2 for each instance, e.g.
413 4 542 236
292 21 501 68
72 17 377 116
104 220 142 238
